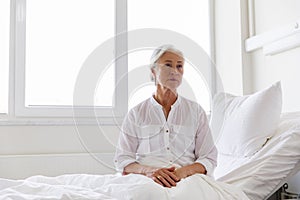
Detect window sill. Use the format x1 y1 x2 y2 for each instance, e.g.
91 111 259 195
0 117 123 126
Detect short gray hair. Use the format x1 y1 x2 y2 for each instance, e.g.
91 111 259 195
150 44 183 69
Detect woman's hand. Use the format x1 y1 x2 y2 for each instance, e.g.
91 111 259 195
123 162 206 187
124 163 179 187
174 163 207 180
146 166 179 188
173 167 189 180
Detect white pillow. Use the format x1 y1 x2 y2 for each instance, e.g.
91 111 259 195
211 82 282 157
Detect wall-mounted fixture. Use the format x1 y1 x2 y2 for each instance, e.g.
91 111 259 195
245 19 300 55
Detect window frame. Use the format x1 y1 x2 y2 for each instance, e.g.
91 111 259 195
0 0 10 115
1 0 215 125
11 0 127 121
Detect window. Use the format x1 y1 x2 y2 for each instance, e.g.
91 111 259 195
128 0 212 111
15 0 118 117
0 0 10 114
25 0 114 107
3 0 214 123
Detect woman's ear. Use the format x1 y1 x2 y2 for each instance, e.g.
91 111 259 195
151 68 156 82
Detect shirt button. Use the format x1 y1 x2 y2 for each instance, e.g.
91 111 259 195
167 147 170 150
169 160 173 163
166 129 169 133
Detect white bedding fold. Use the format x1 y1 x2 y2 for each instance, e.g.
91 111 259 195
0 173 249 200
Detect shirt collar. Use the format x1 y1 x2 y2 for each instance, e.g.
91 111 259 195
150 94 181 108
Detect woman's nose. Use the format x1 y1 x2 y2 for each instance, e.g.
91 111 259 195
170 67 180 75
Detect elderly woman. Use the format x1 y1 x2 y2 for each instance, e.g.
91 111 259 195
114 45 217 188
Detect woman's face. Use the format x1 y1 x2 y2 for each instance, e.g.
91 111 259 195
153 51 184 91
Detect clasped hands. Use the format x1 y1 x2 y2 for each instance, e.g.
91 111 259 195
146 166 187 188
123 162 206 188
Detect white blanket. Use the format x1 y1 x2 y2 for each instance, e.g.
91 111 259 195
0 173 249 200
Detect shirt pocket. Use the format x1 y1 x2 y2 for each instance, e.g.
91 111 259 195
172 125 195 151
136 125 162 154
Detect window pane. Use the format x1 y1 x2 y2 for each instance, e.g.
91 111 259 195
128 50 156 110
25 0 114 107
128 0 210 56
128 0 211 111
0 0 10 113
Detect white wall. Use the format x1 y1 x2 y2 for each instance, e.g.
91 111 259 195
0 125 119 179
251 0 300 112
214 0 244 95
0 125 119 155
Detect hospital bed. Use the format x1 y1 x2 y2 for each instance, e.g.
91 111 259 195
214 112 300 200
0 112 299 199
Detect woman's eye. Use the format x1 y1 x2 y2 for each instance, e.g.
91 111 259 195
177 65 183 69
165 63 172 67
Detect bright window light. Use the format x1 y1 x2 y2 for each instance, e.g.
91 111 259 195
128 50 156 110
128 0 211 111
25 0 114 107
0 0 10 114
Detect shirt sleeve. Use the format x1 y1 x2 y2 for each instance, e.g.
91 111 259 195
194 108 218 177
114 110 139 172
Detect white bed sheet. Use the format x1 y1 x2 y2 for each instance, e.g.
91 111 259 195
0 173 249 200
